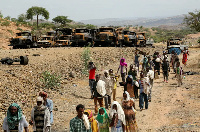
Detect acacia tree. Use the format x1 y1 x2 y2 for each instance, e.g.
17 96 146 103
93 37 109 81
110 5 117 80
26 6 49 29
18 14 27 22
184 10 200 32
52 16 72 27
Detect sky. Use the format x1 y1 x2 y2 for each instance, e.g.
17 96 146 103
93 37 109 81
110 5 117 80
0 0 200 21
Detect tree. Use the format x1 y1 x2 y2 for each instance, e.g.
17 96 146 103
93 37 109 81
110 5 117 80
18 14 27 22
52 16 72 27
4 16 11 20
26 6 49 29
0 11 3 18
85 24 96 29
184 10 200 32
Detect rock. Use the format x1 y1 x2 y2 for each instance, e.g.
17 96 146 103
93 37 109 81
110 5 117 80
69 71 76 78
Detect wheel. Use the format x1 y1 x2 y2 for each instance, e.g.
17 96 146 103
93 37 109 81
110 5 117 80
20 56 29 65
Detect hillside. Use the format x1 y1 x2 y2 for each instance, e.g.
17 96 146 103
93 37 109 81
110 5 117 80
0 18 32 49
79 15 185 28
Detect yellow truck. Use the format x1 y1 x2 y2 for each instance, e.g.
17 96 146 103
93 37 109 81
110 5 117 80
55 28 72 47
136 32 146 47
94 27 117 47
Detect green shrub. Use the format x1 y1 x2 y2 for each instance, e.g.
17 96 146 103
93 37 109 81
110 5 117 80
7 30 13 35
1 21 10 26
81 46 91 75
40 71 61 89
17 27 23 31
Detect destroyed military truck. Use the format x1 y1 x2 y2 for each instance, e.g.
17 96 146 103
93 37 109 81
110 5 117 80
37 31 56 48
55 28 73 47
94 27 117 47
167 38 188 55
123 31 137 47
9 31 37 49
71 28 93 47
115 28 124 47
136 32 146 47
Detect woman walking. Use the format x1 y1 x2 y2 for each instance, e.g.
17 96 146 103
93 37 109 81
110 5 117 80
122 91 138 132
84 109 98 132
117 58 128 83
96 107 109 132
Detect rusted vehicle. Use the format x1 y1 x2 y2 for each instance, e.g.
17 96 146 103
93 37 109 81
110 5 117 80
115 28 124 47
9 31 37 49
123 31 137 47
55 28 73 47
37 36 56 48
136 32 146 47
71 28 93 47
94 27 117 47
167 38 188 54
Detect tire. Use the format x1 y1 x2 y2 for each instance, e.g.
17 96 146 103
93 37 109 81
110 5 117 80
20 56 29 65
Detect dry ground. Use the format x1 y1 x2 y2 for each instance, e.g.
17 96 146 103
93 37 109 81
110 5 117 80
0 45 199 131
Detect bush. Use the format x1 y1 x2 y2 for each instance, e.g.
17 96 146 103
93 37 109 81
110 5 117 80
1 21 10 26
17 27 23 31
7 30 13 35
40 71 61 89
81 46 91 75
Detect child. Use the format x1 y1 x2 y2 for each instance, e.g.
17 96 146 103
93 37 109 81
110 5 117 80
176 62 183 87
84 109 98 132
162 58 170 83
109 69 118 101
96 108 109 132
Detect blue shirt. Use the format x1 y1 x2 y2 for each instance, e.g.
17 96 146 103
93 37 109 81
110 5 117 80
46 99 53 124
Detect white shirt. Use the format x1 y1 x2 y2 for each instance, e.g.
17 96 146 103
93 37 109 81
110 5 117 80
3 115 28 132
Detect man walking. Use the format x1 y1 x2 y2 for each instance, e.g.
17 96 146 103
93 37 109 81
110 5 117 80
88 62 96 99
3 103 29 132
70 104 91 132
30 96 51 132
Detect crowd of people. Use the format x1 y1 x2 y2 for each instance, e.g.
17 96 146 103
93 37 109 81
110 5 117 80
2 48 189 132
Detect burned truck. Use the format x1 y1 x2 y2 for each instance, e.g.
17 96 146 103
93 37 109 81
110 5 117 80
55 28 73 47
9 31 37 49
71 28 93 47
123 31 137 47
94 27 117 47
37 31 56 48
167 38 188 55
136 32 146 47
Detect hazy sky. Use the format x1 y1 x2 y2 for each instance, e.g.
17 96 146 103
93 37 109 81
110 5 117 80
0 0 199 21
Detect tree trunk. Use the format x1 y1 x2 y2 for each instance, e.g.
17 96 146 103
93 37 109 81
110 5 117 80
37 15 38 29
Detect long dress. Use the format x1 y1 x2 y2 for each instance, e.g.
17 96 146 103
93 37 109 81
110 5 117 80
122 100 138 132
127 83 135 98
98 116 109 132
111 119 123 132
182 51 188 65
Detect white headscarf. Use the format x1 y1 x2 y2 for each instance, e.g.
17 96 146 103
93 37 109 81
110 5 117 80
110 101 126 125
122 91 136 113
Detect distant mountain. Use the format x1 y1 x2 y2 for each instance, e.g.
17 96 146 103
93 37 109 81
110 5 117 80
79 15 185 27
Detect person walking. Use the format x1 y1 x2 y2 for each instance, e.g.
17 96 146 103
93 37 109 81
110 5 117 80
134 51 140 73
96 107 109 132
3 103 29 132
39 92 53 124
117 58 128 83
102 70 113 109
109 101 126 132
122 91 138 132
84 109 98 132
93 74 105 114
182 47 189 66
30 96 51 132
138 72 149 111
176 62 183 87
162 58 170 83
88 62 96 99
70 104 91 132
146 67 154 102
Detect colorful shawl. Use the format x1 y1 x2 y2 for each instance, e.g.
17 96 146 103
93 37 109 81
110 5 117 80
7 103 22 129
96 107 109 124
120 58 127 67
84 109 98 132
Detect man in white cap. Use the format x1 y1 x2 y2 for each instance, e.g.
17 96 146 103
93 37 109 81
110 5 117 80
30 96 51 132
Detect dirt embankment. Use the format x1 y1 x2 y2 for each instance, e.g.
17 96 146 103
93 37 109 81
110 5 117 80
0 45 199 131
0 18 32 49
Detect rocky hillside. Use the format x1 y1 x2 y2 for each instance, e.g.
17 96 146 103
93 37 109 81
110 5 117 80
0 18 32 49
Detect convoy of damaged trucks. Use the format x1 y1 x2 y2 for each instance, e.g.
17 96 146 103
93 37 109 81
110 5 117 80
9 27 151 48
